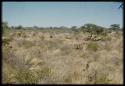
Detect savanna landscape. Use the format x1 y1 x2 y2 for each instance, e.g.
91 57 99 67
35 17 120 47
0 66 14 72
2 23 123 84
2 2 123 84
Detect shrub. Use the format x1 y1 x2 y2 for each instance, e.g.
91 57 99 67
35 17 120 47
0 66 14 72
87 42 99 52
2 63 16 84
17 32 22 37
40 35 44 40
60 45 72 55
102 36 112 41
15 67 51 84
95 74 108 84
74 44 83 50
17 40 34 48
15 69 39 84
2 37 11 46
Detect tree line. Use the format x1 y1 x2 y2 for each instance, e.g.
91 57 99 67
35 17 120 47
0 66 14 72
2 21 122 35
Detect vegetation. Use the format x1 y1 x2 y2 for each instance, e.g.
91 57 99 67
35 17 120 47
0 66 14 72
87 42 99 52
2 22 123 84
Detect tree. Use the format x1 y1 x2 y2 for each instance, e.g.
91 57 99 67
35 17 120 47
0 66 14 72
71 26 79 34
71 26 77 29
2 22 8 29
79 26 86 33
33 26 39 29
60 26 67 29
80 23 105 36
84 24 99 34
15 25 23 29
2 22 8 34
110 24 120 31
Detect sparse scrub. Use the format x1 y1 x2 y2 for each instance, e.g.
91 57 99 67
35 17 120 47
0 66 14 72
40 35 45 40
95 74 108 84
15 69 40 84
2 25 123 84
17 39 35 48
2 37 11 46
60 45 72 55
2 63 17 84
87 42 99 52
17 32 22 37
102 36 112 41
104 43 112 51
74 44 83 50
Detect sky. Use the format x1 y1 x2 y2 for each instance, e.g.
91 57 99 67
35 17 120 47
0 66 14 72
2 2 123 28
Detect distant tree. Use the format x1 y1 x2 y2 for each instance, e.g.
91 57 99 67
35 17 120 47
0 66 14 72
71 26 77 29
80 23 105 36
71 26 79 34
33 26 38 29
84 24 98 34
2 22 9 34
79 26 86 33
49 27 53 29
2 22 8 29
39 27 44 30
60 26 67 29
109 24 120 31
16 25 23 29
10 26 15 29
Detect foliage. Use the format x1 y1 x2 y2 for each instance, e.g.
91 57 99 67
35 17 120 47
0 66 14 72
109 24 120 31
80 23 105 35
2 37 11 46
2 22 9 34
14 67 51 84
87 42 99 51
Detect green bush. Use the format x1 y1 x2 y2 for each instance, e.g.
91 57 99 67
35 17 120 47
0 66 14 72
2 37 10 46
95 74 108 84
87 42 99 52
15 67 51 84
102 36 112 41
15 69 39 84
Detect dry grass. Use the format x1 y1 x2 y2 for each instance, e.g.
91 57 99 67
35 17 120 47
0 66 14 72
2 29 123 84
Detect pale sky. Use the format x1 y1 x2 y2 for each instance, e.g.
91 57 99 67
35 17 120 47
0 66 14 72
2 2 123 28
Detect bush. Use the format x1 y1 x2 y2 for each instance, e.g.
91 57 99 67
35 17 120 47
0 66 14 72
60 45 72 55
15 67 51 84
74 44 83 50
2 63 16 84
87 42 99 52
95 74 108 84
102 36 112 41
2 37 11 46
17 32 22 37
17 40 35 48
15 69 39 84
